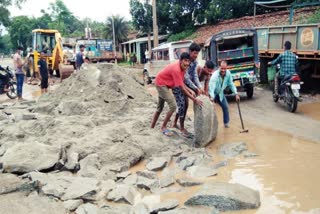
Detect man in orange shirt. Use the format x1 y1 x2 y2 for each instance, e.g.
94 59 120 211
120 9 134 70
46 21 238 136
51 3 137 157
151 52 203 137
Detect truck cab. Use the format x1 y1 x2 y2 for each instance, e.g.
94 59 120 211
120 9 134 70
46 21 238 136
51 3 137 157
205 29 260 98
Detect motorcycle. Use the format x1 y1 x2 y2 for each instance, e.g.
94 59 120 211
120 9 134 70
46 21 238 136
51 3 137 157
0 65 18 99
272 66 303 113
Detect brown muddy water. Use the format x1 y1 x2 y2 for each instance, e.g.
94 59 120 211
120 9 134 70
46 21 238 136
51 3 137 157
299 102 320 121
144 85 320 213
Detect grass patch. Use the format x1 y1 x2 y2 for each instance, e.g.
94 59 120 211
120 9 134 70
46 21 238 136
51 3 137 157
168 29 196 42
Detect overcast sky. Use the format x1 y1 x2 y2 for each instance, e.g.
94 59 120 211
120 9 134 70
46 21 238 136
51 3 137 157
9 0 132 22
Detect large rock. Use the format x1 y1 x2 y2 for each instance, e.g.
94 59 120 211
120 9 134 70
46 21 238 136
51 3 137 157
2 142 61 173
28 172 99 200
193 96 218 147
218 142 248 158
0 192 66 214
185 182 260 211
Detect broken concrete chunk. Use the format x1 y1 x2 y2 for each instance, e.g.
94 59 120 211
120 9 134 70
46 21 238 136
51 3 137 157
185 182 260 211
187 166 217 178
2 142 60 173
146 157 168 171
176 178 202 187
63 199 83 211
150 199 179 213
107 184 141 205
136 170 158 179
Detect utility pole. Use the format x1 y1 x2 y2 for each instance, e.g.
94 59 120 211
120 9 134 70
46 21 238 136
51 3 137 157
152 0 158 48
112 16 117 64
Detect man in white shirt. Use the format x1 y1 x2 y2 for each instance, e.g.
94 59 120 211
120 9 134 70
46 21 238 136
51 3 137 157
13 46 26 100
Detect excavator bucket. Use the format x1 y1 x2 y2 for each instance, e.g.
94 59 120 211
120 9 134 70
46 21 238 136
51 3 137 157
59 64 75 81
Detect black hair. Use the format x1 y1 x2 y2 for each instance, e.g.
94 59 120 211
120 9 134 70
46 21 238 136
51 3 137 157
17 46 23 50
80 44 85 49
180 52 190 61
189 42 201 52
205 60 214 69
85 56 90 61
284 41 291 50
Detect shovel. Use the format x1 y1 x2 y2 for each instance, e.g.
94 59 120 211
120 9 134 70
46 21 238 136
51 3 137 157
236 101 249 133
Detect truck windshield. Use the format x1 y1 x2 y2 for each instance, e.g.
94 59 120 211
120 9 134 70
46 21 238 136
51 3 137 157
34 33 56 54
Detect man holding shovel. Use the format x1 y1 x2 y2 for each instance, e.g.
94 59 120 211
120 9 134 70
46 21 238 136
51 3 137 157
208 61 240 128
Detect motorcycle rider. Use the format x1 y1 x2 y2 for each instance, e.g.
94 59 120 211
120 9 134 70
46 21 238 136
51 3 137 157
268 41 298 96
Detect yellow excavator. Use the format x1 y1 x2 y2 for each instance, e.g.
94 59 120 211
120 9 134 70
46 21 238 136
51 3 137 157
30 29 74 80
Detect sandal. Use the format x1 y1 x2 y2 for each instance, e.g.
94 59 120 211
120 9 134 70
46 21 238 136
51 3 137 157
162 129 174 137
181 131 193 138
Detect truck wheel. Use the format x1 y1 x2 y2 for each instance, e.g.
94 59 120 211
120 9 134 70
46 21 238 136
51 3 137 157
246 85 254 99
260 58 268 83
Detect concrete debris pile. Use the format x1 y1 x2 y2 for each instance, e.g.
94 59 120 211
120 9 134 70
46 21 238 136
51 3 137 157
0 64 260 213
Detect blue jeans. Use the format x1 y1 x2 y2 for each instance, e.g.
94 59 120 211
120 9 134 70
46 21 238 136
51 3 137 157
15 73 24 97
214 95 229 125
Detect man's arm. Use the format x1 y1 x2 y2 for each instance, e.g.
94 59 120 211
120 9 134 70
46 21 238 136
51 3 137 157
180 84 203 106
269 54 282 66
184 71 198 91
227 72 240 102
208 74 217 99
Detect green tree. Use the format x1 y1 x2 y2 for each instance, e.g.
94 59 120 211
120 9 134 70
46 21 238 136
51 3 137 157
0 34 12 54
8 16 36 50
105 15 129 51
0 0 25 26
130 0 152 49
45 0 82 36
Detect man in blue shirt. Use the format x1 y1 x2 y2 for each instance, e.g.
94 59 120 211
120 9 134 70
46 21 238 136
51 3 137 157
268 41 298 96
76 45 85 71
209 61 240 128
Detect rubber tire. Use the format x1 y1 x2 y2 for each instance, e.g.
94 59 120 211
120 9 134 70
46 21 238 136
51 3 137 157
6 82 17 99
246 84 254 99
287 96 298 113
273 83 279 102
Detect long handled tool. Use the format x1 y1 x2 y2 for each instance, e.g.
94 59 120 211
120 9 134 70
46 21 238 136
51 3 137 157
236 101 249 133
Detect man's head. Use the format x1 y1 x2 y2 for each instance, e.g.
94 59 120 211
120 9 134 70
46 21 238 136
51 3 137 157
40 51 46 59
80 44 85 52
189 42 201 62
17 46 23 54
202 60 215 75
179 52 190 71
219 61 228 77
284 41 291 50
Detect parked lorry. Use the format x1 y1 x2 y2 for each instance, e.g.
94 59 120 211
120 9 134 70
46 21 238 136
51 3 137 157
31 29 74 80
257 24 320 92
204 29 260 98
75 39 122 63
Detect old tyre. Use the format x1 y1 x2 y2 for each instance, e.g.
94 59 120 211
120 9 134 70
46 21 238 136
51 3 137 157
6 82 17 99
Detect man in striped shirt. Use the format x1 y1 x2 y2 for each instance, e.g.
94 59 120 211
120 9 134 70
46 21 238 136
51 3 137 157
268 41 298 96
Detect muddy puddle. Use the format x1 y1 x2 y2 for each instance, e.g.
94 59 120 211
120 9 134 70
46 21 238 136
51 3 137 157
299 102 320 121
142 86 320 213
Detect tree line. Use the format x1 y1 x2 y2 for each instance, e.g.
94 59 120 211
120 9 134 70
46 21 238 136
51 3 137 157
0 0 319 54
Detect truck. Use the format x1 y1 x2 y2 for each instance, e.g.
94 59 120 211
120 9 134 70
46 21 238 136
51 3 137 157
257 24 320 92
75 39 122 63
31 29 74 80
204 29 260 98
